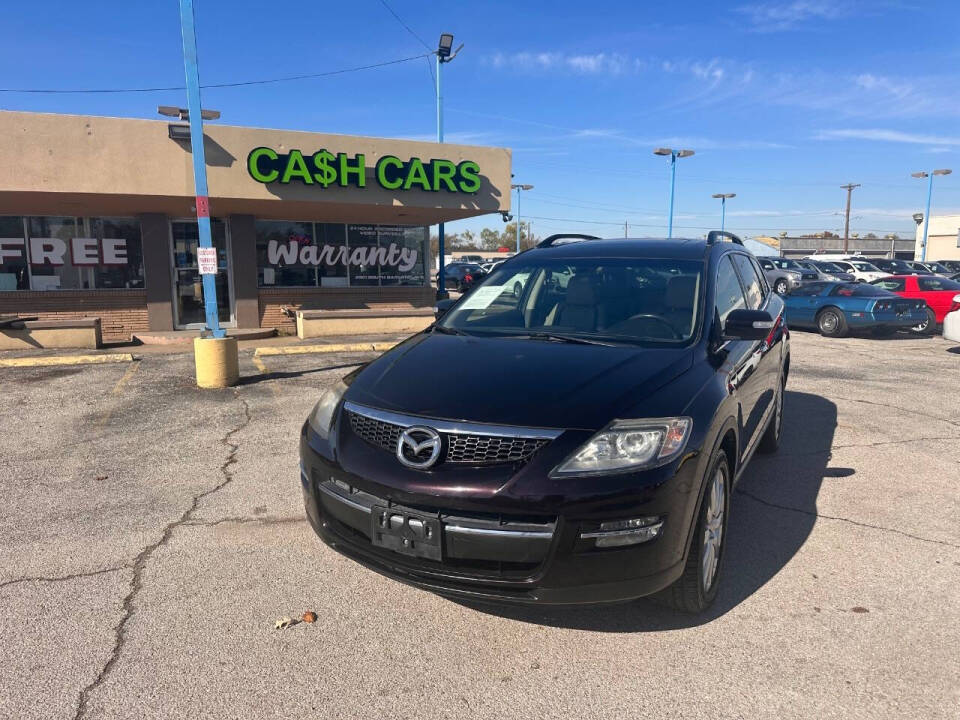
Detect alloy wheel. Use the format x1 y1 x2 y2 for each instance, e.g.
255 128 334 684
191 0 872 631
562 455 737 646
775 280 788 295
820 311 838 334
701 465 726 593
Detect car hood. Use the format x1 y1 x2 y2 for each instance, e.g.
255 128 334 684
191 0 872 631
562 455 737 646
344 333 694 431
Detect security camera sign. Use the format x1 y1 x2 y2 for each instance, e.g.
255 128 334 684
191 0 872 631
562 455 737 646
197 247 218 275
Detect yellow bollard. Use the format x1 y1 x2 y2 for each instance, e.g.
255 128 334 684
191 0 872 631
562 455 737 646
194 336 239 389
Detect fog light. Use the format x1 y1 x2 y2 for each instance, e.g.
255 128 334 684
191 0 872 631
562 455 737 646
580 517 663 547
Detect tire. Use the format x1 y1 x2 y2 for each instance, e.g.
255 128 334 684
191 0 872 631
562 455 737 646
774 278 789 295
513 281 523 298
757 375 785 454
816 307 848 338
661 450 730 613
911 307 936 336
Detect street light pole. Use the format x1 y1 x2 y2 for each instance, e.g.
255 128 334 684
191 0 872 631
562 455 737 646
712 193 736 234
434 33 462 300
654 148 694 239
511 183 533 252
912 169 952 262
178 0 223 338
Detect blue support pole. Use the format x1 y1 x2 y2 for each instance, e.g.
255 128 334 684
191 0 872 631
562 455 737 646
667 152 677 239
435 54 447 298
720 197 726 235
179 0 224 338
515 186 521 253
921 171 933 263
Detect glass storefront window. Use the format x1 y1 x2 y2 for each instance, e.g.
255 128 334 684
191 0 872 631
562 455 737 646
255 221 427 288
0 216 145 291
0 216 28 290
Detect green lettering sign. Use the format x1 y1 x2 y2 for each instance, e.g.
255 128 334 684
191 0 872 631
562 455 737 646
248 147 481 194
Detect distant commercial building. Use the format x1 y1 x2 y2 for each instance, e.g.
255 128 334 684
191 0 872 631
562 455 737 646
779 235 915 259
0 111 511 340
915 214 960 262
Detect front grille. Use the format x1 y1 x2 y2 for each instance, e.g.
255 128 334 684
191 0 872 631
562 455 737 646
347 409 550 465
801 273 818 281
446 434 547 463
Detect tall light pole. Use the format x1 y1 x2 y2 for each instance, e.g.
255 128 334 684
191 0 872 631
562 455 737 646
176 0 224 338
911 169 952 262
511 183 533 252
712 193 736 234
654 148 694 239
434 32 462 299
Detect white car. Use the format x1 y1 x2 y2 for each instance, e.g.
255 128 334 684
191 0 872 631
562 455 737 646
943 293 960 342
804 256 887 283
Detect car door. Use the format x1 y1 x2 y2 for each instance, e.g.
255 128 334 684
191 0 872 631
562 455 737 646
786 282 828 326
730 253 781 457
713 255 764 464
917 275 960 320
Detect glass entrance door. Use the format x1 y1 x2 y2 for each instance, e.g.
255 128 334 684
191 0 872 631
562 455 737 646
171 220 234 328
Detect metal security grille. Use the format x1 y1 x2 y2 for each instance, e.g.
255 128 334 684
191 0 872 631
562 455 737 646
347 410 549 465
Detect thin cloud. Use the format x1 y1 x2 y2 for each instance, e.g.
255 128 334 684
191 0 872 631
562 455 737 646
815 129 960 147
488 52 640 76
734 1 856 32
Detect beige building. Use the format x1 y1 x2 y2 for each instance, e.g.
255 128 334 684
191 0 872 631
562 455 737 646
915 214 960 262
0 110 511 340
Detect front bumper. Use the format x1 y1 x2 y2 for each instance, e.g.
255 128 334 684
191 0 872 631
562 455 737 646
299 424 695 605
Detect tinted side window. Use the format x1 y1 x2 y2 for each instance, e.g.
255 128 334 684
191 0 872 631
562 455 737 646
749 256 770 297
919 276 960 291
792 282 828 296
759 258 774 270
715 256 748 324
731 254 764 309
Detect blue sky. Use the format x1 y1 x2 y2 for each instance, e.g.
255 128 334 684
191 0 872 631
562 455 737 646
3 0 959 241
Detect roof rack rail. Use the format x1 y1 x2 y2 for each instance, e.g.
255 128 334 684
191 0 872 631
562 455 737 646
706 230 744 246
537 233 602 248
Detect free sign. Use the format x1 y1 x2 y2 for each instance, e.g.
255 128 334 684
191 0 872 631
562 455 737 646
0 237 128 265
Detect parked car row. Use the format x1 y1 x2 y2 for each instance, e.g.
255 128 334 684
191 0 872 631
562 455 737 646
781 275 960 337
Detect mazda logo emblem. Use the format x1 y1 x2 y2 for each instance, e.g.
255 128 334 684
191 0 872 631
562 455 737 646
396 426 442 469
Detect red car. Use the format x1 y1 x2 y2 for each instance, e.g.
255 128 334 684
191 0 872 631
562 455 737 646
871 275 960 334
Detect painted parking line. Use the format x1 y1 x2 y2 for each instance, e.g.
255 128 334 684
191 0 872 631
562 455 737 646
111 361 141 395
253 342 397 357
0 353 135 368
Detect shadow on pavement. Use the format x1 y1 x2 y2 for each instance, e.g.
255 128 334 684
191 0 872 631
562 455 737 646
236 361 365 385
456 390 840 631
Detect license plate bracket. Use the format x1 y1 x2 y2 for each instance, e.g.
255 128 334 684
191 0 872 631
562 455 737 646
370 506 442 561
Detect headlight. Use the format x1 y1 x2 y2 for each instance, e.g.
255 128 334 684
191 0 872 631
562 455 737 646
550 417 691 477
307 380 348 439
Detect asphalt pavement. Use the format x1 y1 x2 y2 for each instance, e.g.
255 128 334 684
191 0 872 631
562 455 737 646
1 330 958 719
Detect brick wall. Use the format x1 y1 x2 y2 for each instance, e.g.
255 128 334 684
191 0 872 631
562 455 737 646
0 290 149 342
259 286 434 333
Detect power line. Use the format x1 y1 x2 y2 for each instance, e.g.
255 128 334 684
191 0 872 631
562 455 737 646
0 52 433 94
520 213 906 233
376 0 432 51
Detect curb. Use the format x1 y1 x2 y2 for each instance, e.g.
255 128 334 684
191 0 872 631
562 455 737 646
254 342 397 357
0 353 136 368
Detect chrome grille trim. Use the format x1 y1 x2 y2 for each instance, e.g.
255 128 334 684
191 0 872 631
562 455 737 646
343 400 561 465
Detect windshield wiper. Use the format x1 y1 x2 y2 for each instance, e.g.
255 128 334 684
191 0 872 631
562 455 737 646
518 331 617 346
432 325 468 336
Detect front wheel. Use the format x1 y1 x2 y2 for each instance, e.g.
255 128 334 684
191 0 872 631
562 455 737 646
774 279 789 295
911 307 936 335
660 450 730 613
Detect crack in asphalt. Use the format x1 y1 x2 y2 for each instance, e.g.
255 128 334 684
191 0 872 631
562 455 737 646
0 565 130 591
832 435 960 450
183 514 305 528
735 489 960 549
72 390 252 720
831 395 960 430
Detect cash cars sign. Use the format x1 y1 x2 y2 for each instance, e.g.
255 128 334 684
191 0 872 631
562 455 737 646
246 147 482 194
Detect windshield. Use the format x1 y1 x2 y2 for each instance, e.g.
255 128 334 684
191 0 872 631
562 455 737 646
770 258 801 270
927 262 950 273
815 261 844 272
830 284 894 297
850 261 880 271
439 257 704 345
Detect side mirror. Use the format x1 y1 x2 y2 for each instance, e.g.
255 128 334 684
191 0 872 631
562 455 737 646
433 298 454 320
723 309 775 341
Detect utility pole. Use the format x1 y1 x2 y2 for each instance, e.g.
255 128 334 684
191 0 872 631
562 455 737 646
624 220 629 238
840 183 860 253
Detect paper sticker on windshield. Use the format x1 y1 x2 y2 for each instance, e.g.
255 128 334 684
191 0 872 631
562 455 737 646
460 285 505 310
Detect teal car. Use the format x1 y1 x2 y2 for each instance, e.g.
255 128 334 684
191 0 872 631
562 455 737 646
783 281 928 337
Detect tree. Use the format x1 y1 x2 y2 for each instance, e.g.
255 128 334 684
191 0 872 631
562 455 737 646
864 232 877 239
479 228 501 250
